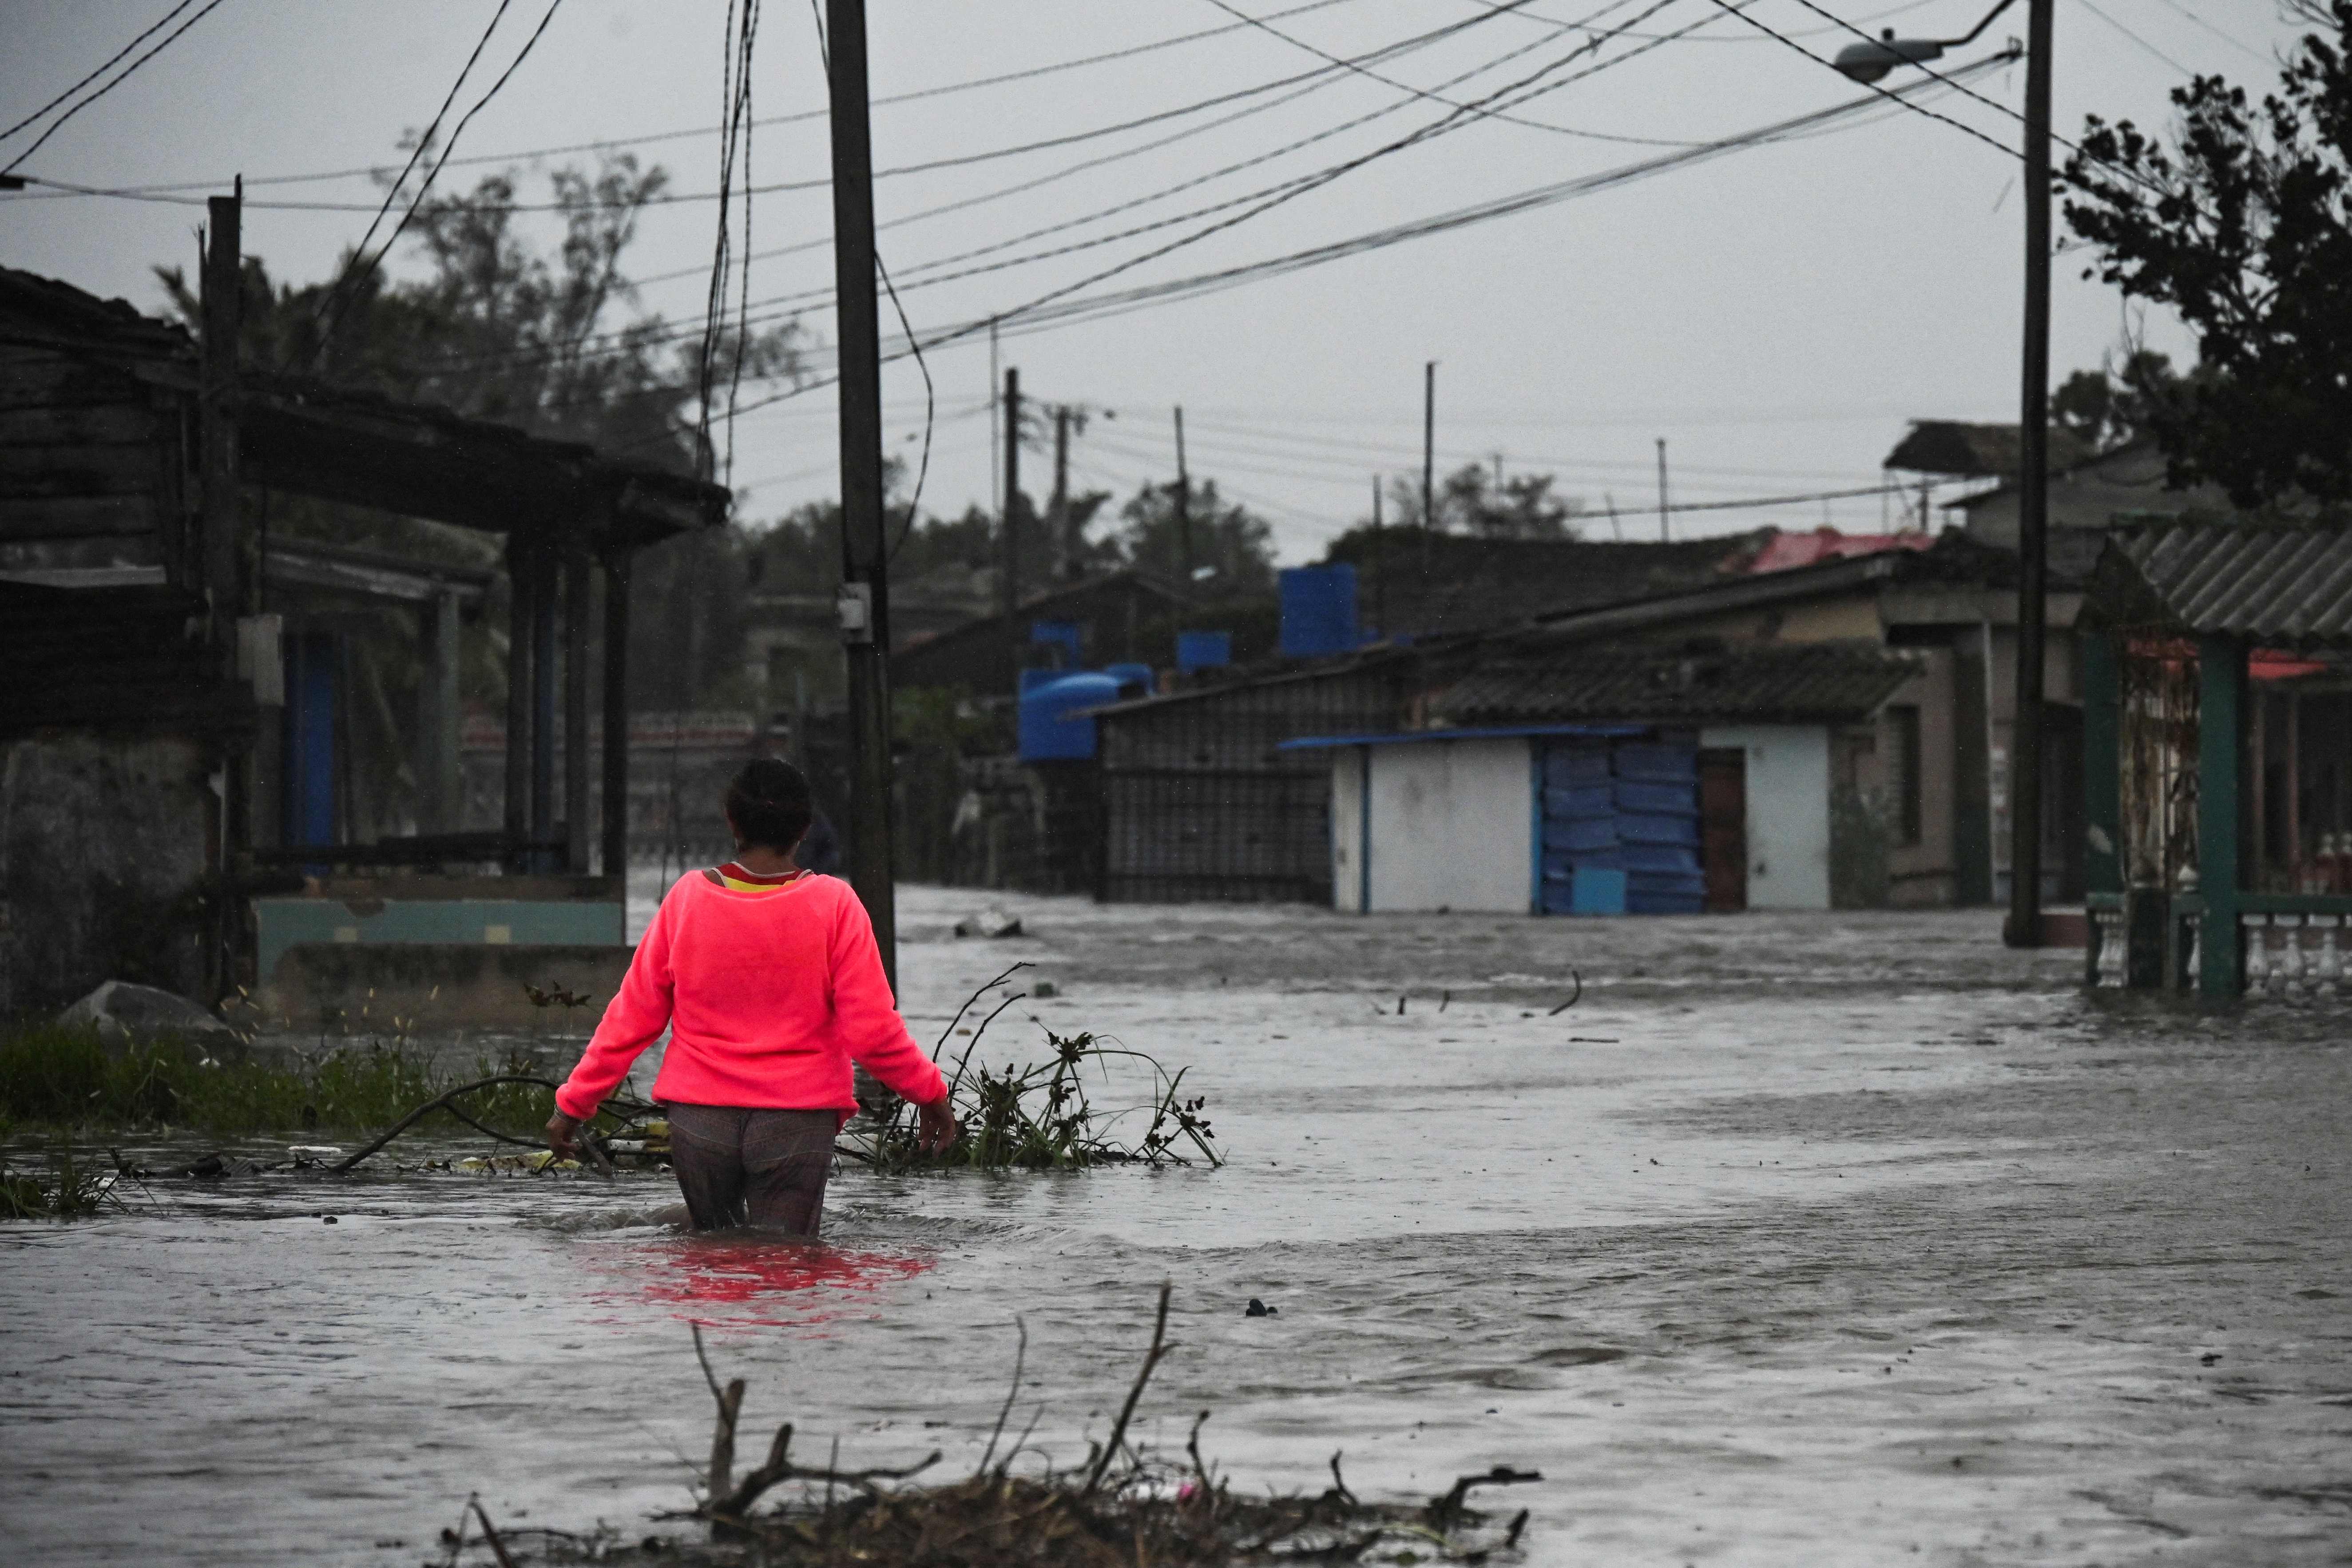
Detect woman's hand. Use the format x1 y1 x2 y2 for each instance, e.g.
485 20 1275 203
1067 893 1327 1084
546 1109 583 1159
914 1093 961 1154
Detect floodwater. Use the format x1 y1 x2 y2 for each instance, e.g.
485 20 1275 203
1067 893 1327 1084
5 890 2350 1566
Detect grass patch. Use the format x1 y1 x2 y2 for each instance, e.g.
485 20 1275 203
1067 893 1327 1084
0 1022 553 1140
0 1144 133 1219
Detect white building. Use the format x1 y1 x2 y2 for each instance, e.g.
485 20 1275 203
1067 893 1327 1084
1290 643 1925 916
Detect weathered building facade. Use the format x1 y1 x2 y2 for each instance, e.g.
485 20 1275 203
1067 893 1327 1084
0 252 726 1014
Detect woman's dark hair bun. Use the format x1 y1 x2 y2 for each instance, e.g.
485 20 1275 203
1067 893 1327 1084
724 758 814 852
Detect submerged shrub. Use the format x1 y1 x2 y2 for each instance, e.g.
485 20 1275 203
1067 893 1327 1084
852 1029 1220 1173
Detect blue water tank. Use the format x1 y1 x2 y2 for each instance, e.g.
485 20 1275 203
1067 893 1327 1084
1019 671 1119 761
1279 564 1358 659
1104 662 1154 697
1175 630 1231 672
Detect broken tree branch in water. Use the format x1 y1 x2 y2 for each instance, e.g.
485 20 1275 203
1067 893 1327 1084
1547 969 1584 1015
1084 1280 1173 1497
976 1316 1028 1474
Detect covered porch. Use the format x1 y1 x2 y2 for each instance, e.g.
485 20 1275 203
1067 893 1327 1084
2079 523 2352 999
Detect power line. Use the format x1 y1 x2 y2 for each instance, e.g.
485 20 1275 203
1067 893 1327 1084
621 0 1686 299
2070 0 2193 76
312 0 570 361
12 0 1502 214
1696 1 2021 162
2137 0 2271 65
690 57 2007 440
2 0 233 176
1202 0 1715 147
1 0 201 144
335 0 520 315
373 0 1710 380
6 0 1375 200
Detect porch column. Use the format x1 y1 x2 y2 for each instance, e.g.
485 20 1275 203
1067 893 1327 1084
420 586 462 833
2197 634 2246 1000
600 549 633 880
563 541 592 876
530 535 559 865
503 532 535 869
2081 630 2120 897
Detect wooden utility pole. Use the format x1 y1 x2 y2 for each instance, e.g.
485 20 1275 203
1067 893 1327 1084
827 0 898 979
1051 404 1072 581
2005 0 2055 950
1173 404 1193 597
200 181 244 998
1001 366 1022 627
1655 439 1670 542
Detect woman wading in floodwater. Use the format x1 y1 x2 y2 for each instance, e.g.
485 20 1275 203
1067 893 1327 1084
546 759 959 1231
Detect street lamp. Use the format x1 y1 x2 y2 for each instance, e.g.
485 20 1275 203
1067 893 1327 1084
1836 0 2052 948
1831 0 2016 82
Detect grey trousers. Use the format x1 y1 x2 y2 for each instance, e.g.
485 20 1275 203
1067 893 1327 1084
664 1104 837 1235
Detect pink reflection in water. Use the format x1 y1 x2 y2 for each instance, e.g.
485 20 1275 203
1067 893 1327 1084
587 1235 934 1330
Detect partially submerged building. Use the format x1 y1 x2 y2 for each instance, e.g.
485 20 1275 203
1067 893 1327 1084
0 249 727 1017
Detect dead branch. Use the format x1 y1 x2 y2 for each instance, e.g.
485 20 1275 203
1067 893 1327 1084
977 1317 1028 1474
692 1325 746 1504
1427 1465 1542 1527
468 1496 519 1568
1186 1411 1211 1490
932 962 1035 1058
1547 970 1583 1016
1327 1451 1358 1509
1084 1282 1174 1497
332 1076 563 1171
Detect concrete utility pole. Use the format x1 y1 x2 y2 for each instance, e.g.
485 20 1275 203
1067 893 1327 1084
1371 475 1385 637
826 0 898 980
1001 367 1022 627
2005 0 2055 950
1173 405 1193 598
1655 438 1670 542
1051 404 1072 581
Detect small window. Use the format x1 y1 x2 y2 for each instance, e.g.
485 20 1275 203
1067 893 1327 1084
1888 705 1923 847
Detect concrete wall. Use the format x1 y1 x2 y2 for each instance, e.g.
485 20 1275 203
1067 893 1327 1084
1700 725 1832 911
0 731 213 1016
258 942 632 1038
1362 737 1533 914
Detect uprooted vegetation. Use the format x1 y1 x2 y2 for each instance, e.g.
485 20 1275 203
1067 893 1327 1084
1 963 1222 1186
440 1287 1535 1567
848 964 1221 1173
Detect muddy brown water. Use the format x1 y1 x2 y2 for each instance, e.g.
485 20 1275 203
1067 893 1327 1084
5 890 2348 1565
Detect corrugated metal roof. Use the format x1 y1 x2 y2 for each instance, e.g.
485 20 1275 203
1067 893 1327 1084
2112 523 2352 644
1435 641 1924 727
1278 722 1646 751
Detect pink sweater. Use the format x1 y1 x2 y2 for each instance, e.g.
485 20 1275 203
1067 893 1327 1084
554 871 946 1124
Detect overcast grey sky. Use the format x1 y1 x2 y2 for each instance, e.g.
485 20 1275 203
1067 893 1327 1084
1 0 2310 560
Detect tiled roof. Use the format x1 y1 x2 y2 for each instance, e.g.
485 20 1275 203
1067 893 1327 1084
2098 522 2352 645
1435 640 1924 726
